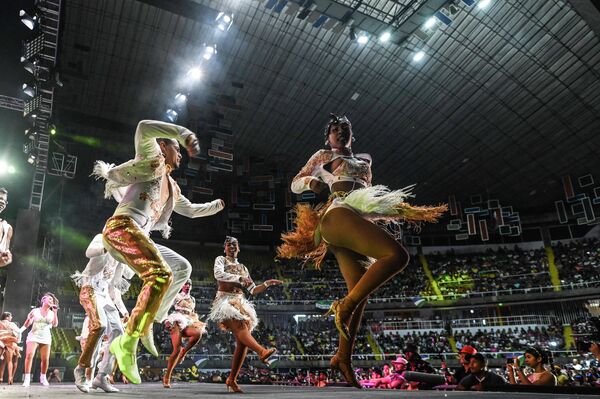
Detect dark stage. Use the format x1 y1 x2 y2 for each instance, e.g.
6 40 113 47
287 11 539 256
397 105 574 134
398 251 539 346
1 383 599 398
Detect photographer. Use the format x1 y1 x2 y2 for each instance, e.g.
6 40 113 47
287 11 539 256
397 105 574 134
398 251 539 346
507 347 557 386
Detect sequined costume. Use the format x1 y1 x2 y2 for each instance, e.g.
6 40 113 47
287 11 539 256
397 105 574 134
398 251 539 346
71 234 131 372
208 256 258 332
93 120 223 340
165 290 206 333
278 148 447 268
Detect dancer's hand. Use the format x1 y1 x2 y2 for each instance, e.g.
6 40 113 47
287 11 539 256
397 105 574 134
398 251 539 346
218 199 225 208
309 179 327 194
264 279 283 287
185 134 200 157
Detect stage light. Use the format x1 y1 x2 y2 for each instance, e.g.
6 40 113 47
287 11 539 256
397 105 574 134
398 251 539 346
348 26 357 41
22 83 36 97
49 124 57 135
0 161 7 175
413 51 425 62
215 12 234 31
478 0 491 9
22 58 39 75
175 93 187 103
19 10 40 30
356 32 369 45
379 31 391 43
27 153 37 165
424 17 437 29
202 45 217 60
166 109 178 123
8 166 16 174
187 67 202 81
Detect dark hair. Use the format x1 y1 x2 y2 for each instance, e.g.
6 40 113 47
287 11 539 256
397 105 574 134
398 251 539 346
224 236 238 246
156 138 178 147
471 353 487 365
525 347 549 364
0 312 11 320
324 113 351 141
0 187 7 195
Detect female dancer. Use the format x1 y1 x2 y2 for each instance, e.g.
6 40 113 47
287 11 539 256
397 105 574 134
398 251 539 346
22 292 59 387
0 312 22 384
209 236 282 393
507 347 557 386
279 114 446 388
162 279 206 388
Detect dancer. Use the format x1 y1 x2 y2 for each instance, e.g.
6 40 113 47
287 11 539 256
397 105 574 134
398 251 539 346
0 312 22 385
278 114 446 388
162 279 206 388
94 119 224 383
21 292 59 387
0 188 13 268
209 236 282 393
71 233 132 393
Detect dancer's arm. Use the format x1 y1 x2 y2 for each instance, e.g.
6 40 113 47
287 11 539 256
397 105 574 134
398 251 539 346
22 310 35 329
291 149 330 194
249 279 283 295
109 263 130 318
0 224 13 267
214 256 244 283
51 308 58 327
134 120 199 159
174 196 225 218
85 234 106 259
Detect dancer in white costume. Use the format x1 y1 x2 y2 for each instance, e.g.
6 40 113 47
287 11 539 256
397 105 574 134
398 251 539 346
93 119 224 384
0 188 13 268
21 292 59 387
72 233 133 393
209 236 282 393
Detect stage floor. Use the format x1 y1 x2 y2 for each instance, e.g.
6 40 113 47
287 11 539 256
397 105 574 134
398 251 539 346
1 382 599 398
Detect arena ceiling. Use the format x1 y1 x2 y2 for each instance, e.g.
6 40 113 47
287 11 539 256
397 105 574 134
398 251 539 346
54 0 600 211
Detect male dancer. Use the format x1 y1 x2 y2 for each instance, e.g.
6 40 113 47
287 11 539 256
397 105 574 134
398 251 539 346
0 188 13 268
95 120 224 383
72 234 132 393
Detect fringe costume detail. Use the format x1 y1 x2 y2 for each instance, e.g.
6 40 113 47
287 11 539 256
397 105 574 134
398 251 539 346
278 185 447 269
208 292 258 332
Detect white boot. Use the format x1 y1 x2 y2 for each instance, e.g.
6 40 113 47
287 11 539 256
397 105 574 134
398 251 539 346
92 373 120 393
22 373 31 387
40 373 49 386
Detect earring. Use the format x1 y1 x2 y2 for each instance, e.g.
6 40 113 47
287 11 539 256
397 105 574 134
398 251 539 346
325 140 330 146
351 137 356 142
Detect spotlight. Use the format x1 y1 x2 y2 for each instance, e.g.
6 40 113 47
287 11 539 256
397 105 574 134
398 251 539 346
175 93 187 103
22 58 39 75
478 0 491 9
165 109 178 123
202 44 217 60
187 67 202 81
424 17 437 29
27 154 36 165
413 51 426 62
379 31 391 43
49 124 57 135
0 161 7 175
19 10 40 30
25 128 39 140
356 32 369 45
215 12 234 31
22 83 36 97
8 166 16 174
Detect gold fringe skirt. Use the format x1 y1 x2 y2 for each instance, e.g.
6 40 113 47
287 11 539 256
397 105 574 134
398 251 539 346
277 185 447 269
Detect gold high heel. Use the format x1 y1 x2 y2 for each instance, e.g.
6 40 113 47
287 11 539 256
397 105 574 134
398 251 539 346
330 354 362 389
323 299 351 340
225 378 244 393
259 348 277 365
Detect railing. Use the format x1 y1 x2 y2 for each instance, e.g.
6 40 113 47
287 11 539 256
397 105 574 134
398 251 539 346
377 315 554 331
190 280 600 306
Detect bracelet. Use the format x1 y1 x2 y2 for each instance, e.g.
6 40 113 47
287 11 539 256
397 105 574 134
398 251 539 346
264 282 269 287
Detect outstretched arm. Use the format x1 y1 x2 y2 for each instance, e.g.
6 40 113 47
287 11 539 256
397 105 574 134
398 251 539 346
0 225 13 267
249 279 283 295
174 196 225 218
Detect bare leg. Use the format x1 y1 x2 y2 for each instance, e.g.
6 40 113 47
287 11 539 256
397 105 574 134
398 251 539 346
222 320 265 355
39 344 50 375
179 326 202 361
320 208 409 323
163 324 182 388
0 349 5 383
328 245 368 388
24 342 39 374
4 351 13 384
226 341 247 392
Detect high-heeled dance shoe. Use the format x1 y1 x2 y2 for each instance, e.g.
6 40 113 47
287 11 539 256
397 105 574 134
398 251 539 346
258 347 277 365
323 298 354 340
162 375 171 389
225 378 244 393
330 353 362 389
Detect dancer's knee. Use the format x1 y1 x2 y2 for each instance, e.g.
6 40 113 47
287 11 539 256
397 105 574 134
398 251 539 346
387 244 410 272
